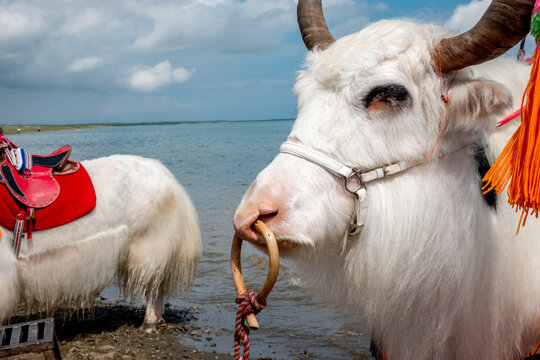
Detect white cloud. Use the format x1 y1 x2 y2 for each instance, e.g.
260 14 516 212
0 0 387 93
129 60 195 92
67 56 105 73
60 8 105 35
129 0 296 53
445 0 490 33
128 0 387 53
0 4 47 43
172 67 193 83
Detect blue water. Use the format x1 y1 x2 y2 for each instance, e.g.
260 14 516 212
7 122 372 359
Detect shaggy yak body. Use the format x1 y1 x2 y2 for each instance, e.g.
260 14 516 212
0 155 202 331
234 19 540 360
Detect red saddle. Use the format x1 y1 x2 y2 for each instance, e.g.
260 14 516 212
0 135 96 232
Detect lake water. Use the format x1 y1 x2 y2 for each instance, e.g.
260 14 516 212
8 122 372 359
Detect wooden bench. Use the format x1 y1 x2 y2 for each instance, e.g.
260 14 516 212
0 318 61 359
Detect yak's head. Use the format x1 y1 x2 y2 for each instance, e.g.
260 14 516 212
234 0 532 256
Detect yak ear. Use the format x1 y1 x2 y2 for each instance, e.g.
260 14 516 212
446 79 512 131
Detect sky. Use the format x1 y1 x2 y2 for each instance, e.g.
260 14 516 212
0 0 511 124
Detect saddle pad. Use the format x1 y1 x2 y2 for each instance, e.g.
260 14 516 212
0 163 96 231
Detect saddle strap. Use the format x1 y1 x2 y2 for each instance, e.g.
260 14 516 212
12 216 24 258
12 209 34 258
6 148 32 173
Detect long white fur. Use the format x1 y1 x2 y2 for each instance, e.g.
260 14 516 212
0 154 202 324
235 20 540 359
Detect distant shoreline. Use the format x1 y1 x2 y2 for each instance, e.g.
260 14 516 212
1 124 104 134
1 118 294 135
93 118 294 127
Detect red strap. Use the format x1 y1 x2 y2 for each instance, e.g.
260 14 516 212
497 108 523 127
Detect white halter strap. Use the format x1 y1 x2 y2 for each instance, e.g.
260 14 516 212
279 142 414 184
279 141 434 236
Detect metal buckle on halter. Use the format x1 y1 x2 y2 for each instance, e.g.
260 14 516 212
344 168 365 196
344 168 367 236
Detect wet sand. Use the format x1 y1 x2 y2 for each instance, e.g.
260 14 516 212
8 301 234 360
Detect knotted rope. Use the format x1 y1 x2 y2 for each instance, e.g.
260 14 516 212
231 221 279 360
233 290 266 360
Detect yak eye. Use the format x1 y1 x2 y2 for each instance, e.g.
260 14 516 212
363 84 412 111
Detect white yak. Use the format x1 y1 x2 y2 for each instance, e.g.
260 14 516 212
234 0 540 358
0 154 201 332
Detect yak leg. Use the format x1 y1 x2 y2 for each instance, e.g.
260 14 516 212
141 285 165 333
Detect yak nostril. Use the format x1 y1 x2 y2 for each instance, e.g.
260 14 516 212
234 204 281 242
257 210 278 225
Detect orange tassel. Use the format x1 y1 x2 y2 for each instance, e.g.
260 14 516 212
483 44 540 234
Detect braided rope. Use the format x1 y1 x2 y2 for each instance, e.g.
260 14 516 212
233 290 265 360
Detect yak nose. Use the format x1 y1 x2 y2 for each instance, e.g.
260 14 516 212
233 201 280 242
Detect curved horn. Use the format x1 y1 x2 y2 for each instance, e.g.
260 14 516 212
436 0 534 72
298 0 335 50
